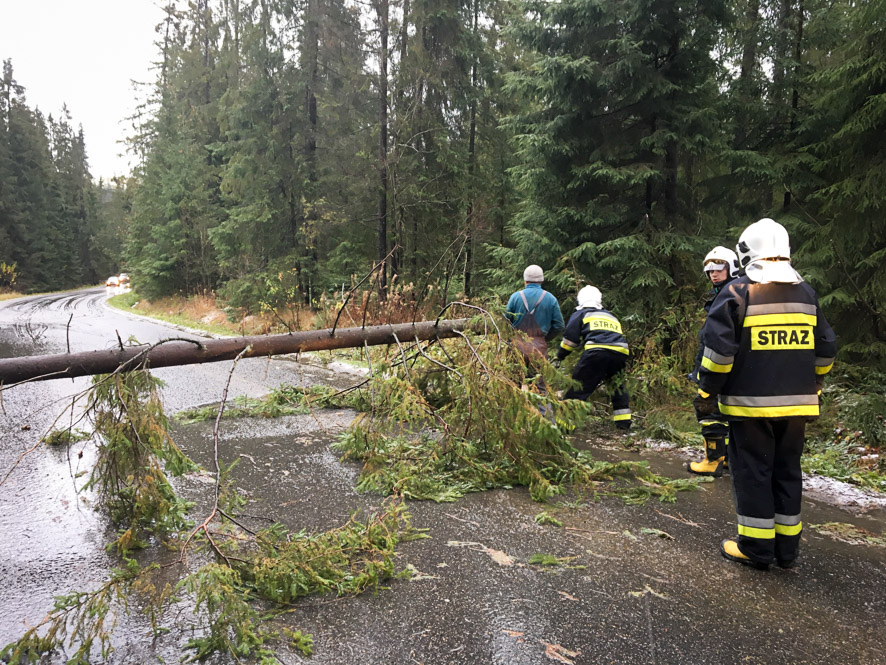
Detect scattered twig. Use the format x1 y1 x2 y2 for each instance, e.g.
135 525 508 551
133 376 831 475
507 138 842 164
216 509 263 536
653 509 701 528
412 336 462 379
0 439 45 487
391 333 411 380
258 294 295 333
0 369 77 395
178 346 250 568
566 527 619 535
409 235 467 323
330 245 398 336
451 330 491 374
441 233 469 306
443 512 480 527
435 301 502 353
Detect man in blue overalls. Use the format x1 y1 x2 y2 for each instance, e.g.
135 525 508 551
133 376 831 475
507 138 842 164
506 264 565 374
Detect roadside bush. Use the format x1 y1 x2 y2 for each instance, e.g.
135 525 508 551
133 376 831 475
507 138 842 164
0 261 18 290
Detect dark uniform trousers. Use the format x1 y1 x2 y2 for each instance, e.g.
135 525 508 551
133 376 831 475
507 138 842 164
564 349 630 429
694 403 730 462
730 417 805 565
693 278 734 461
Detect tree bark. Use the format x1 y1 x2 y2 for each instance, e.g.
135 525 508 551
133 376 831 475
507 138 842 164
784 0 804 211
0 319 474 385
304 0 319 183
376 0 390 301
463 0 479 298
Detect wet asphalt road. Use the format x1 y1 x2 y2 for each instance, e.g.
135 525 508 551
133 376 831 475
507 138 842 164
1 289 884 665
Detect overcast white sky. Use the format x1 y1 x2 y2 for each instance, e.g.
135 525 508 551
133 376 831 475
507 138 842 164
1 0 166 181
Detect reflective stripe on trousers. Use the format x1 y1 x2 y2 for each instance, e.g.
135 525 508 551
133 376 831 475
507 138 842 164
729 418 806 565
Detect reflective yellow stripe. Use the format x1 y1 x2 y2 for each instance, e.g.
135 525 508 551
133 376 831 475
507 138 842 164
698 389 711 399
775 522 803 536
701 356 732 373
719 404 819 418
612 413 631 421
737 524 775 539
584 343 629 355
815 363 833 375
560 340 576 352
582 315 623 334
743 313 817 327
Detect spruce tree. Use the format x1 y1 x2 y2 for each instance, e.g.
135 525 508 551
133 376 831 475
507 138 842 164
501 0 728 320
790 0 886 360
127 1 224 297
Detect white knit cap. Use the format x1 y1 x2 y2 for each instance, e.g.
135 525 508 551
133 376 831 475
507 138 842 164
523 264 544 283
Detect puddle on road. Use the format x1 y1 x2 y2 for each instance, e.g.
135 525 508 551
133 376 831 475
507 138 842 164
171 409 378 534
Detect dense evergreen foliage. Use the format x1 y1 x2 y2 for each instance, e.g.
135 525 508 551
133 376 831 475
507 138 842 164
3 1 885 363
0 61 123 292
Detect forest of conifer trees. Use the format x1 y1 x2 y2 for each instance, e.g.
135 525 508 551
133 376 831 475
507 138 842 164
1 0 884 363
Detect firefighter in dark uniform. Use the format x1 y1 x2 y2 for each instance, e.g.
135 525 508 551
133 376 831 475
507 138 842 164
697 219 837 569
556 286 631 430
687 246 739 477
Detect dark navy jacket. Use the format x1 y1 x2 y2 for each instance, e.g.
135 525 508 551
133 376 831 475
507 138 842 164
697 275 837 419
556 307 629 361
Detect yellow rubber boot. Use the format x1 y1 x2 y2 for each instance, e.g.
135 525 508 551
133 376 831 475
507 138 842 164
686 456 724 477
687 436 726 477
721 538 769 570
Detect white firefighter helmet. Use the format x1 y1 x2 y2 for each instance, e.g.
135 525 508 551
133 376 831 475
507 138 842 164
703 246 739 278
577 285 603 310
736 218 791 268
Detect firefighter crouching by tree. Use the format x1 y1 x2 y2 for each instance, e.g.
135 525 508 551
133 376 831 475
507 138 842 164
687 246 740 477
696 218 837 569
556 286 631 431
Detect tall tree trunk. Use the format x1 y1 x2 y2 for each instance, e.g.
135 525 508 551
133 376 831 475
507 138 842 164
738 0 761 91
390 0 410 283
201 0 211 107
664 31 680 219
303 0 320 302
646 114 656 217
784 0 804 211
771 0 794 113
664 141 678 217
304 0 318 184
376 0 389 301
463 0 479 298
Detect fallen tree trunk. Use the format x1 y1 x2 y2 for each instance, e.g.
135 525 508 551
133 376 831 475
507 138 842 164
0 319 473 385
